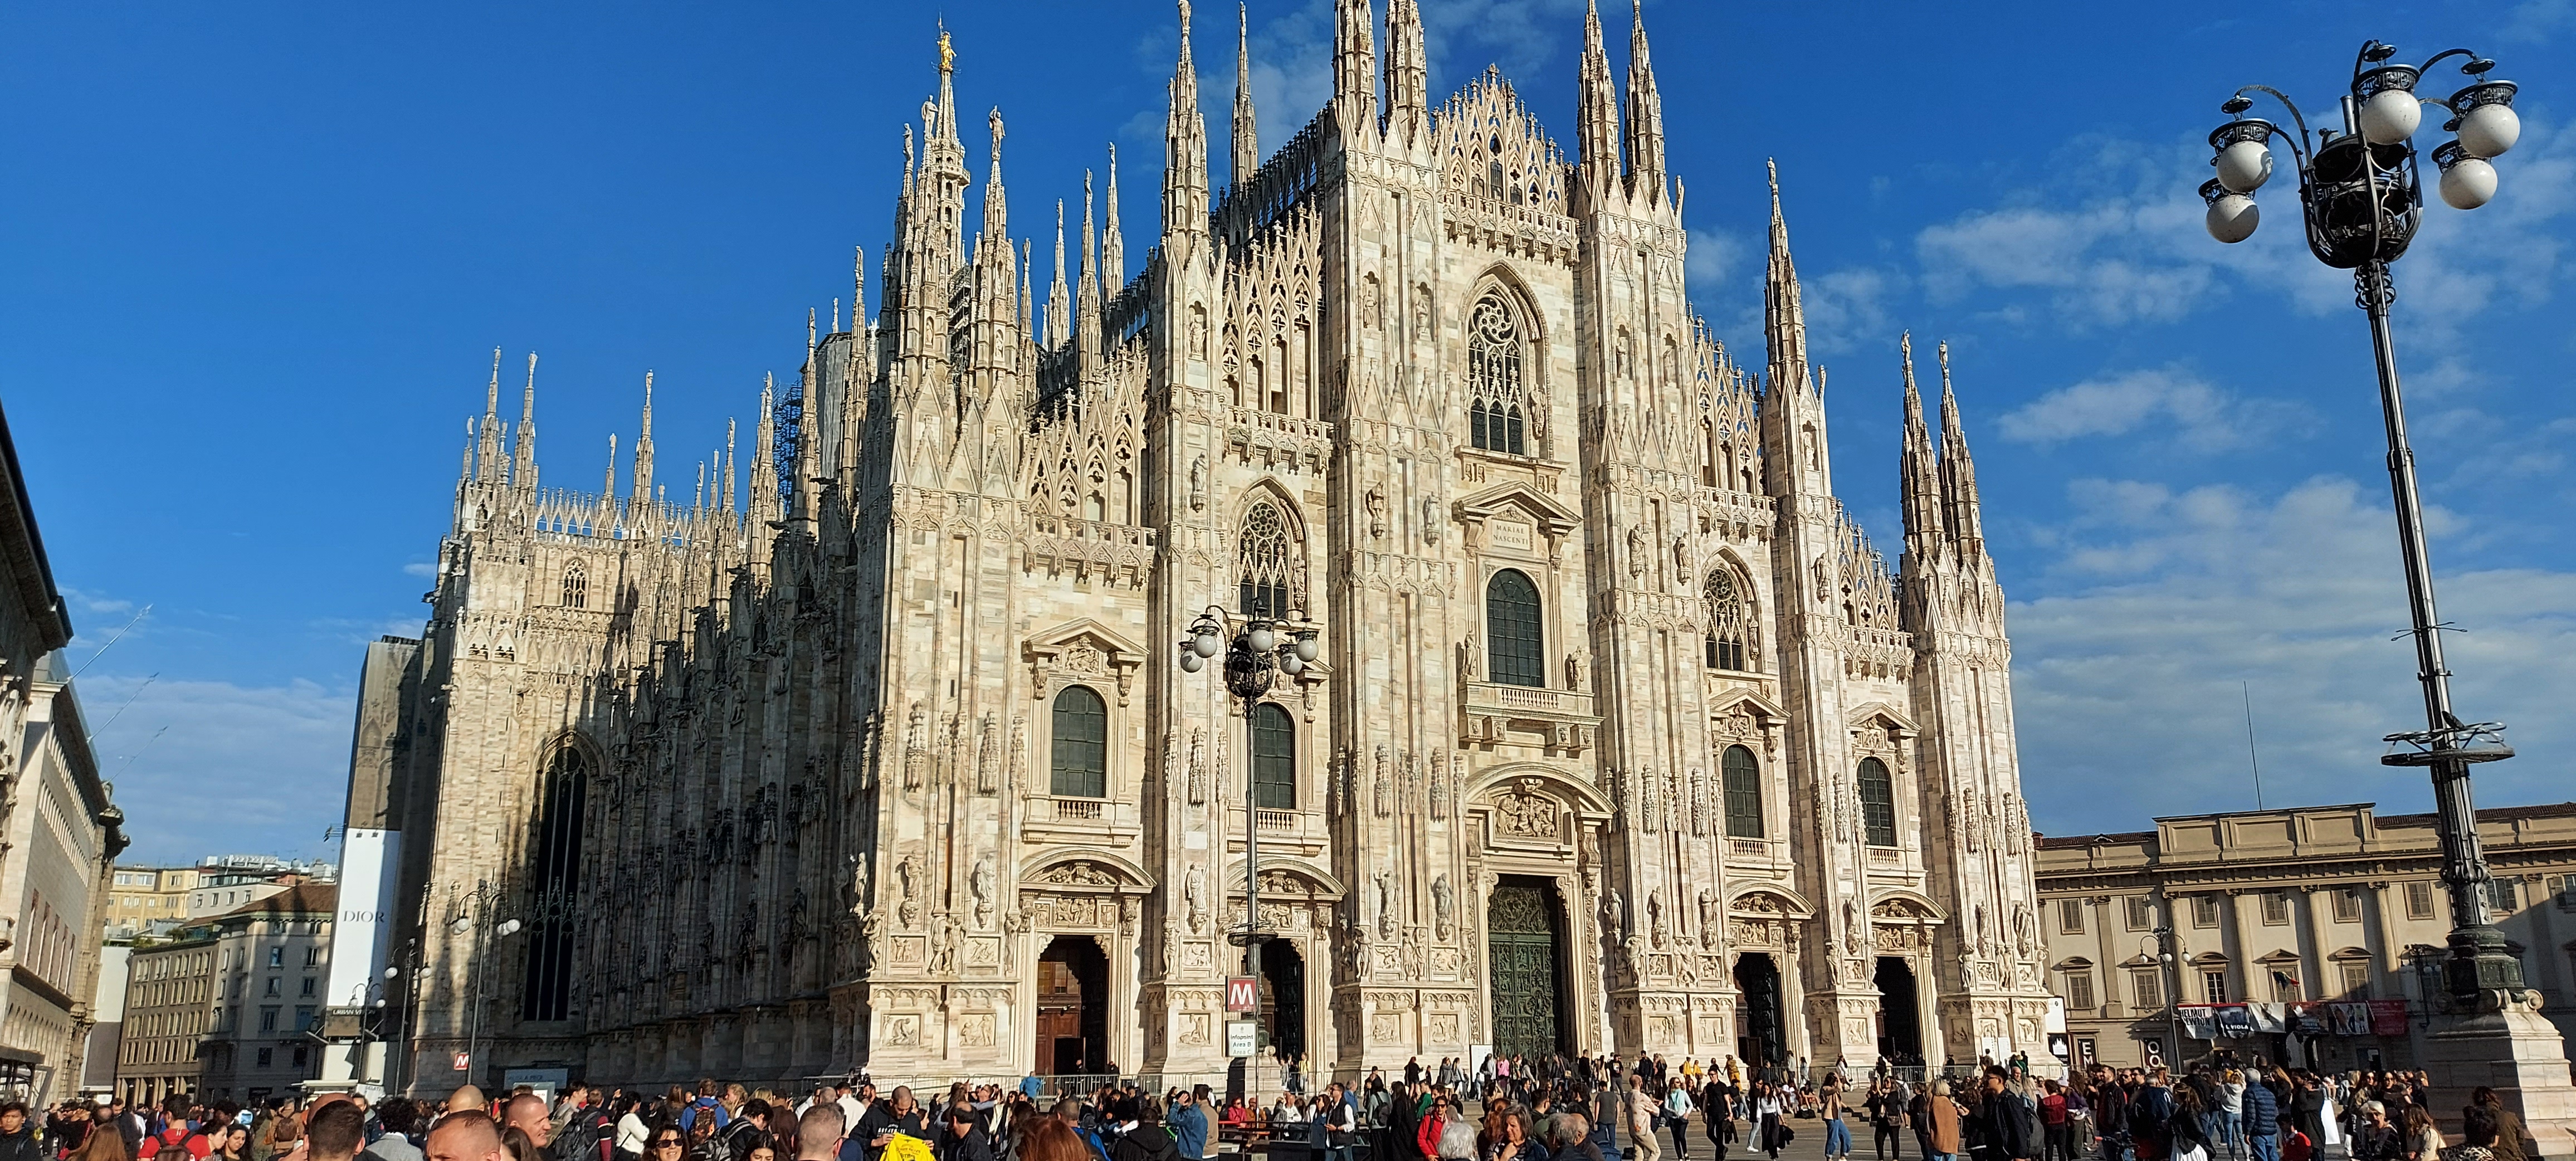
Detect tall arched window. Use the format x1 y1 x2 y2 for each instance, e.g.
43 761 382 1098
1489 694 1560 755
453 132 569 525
1251 703 1295 809
1857 757 1897 847
1468 294 1528 455
562 564 586 610
1237 503 1295 618
1705 572 1750 671
520 742 587 1021
1486 569 1544 687
1050 686 1109 798
1722 745 1764 838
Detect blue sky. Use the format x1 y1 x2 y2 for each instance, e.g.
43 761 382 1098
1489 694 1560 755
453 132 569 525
5 0 2572 864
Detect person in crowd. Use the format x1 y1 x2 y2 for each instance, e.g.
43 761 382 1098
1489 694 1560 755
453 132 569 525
304 1106 365 1161
2397 1108 2441 1161
1748 1085 1785 1161
0 1104 47 1161
69 1120 128 1161
791 1109 843 1161
1663 1080 1695 1161
1109 1097 1177 1161
1920 1081 1959 1161
1818 1075 1850 1161
364 1103 422 1161
1620 1077 1658 1161
426 1114 509 1161
2468 1088 2525 1161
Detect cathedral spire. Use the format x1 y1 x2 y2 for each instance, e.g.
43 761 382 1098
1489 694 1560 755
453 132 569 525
477 347 504 482
602 432 618 510
982 108 1008 241
1047 199 1070 348
722 417 736 515
852 245 867 330
513 352 539 492
632 371 655 505
1937 341 1985 551
1333 0 1377 134
934 23 960 147
1764 159 1811 384
1163 1 1210 247
1899 334 1943 550
1384 0 1427 145
1079 169 1099 330
1104 143 1125 290
1622 0 1667 204
1576 0 1622 194
1232 3 1258 185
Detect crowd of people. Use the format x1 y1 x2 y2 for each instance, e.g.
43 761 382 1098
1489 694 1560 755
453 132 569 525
0 1057 2534 1161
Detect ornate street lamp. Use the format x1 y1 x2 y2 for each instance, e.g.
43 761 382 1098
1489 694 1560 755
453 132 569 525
2200 43 2524 1009
448 880 522 1090
1177 606 1320 1025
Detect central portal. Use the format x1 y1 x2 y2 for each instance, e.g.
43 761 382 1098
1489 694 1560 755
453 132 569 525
1485 877 1567 1060
1036 936 1108 1075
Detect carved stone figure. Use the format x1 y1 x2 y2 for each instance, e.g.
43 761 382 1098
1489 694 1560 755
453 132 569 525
970 857 996 929
1374 868 1396 939
1432 874 1454 941
1460 631 1483 681
1697 888 1720 949
1185 865 1207 933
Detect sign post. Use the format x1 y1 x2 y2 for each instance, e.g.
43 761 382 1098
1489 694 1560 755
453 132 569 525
1226 977 1258 1013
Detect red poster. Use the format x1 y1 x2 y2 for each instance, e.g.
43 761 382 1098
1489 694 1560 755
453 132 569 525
2370 999 2409 1037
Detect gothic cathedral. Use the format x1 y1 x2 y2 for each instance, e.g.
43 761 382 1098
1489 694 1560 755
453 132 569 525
378 0 2055 1090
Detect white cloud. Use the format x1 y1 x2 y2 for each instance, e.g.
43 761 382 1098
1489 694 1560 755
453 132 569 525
1996 365 2314 452
1685 228 1746 290
402 560 437 578
2502 0 2575 42
84 675 355 865
2010 475 2576 837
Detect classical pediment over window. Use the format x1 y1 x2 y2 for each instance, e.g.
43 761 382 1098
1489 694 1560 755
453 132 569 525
1023 619 1148 704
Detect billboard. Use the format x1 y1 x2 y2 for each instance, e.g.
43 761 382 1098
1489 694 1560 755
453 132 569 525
324 828 401 1011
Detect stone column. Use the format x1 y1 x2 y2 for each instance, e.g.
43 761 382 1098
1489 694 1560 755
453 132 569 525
2301 886 2336 1003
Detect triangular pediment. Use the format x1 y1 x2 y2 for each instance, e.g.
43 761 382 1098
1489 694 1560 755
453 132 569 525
1433 67 1569 215
1453 480 1581 534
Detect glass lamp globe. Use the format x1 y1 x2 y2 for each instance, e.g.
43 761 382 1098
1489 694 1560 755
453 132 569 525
1295 635 1319 663
1280 653 1304 675
2459 103 2520 158
2206 193 2260 243
497 919 523 937
1180 651 1204 673
1192 631 1223 658
1246 625 1276 653
2216 140 2272 193
2360 88 2423 144
2440 157 2497 209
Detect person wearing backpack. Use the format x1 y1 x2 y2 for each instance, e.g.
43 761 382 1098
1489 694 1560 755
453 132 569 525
138 1099 212 1161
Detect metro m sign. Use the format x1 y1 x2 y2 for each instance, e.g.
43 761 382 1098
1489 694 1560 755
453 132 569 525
1226 976 1258 1013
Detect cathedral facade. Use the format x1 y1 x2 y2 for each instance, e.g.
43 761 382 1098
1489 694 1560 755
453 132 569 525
378 0 2053 1091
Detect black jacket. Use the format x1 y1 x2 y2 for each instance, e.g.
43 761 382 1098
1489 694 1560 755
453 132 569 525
0 1128 43 1161
1110 1126 1179 1161
1978 1091 2036 1161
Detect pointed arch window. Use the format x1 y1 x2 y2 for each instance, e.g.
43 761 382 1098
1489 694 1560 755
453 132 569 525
1857 757 1898 847
1049 686 1108 798
1251 703 1295 809
1468 295 1528 455
1705 571 1752 671
1721 745 1764 839
562 563 587 610
520 742 587 1021
1237 502 1296 618
1486 568 1544 687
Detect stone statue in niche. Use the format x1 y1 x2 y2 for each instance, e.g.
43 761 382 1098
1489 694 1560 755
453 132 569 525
1460 631 1483 682
1374 868 1396 939
1423 497 1442 544
1697 888 1720 949
1188 456 1207 513
1627 525 1648 578
1565 652 1584 691
970 858 996 929
1432 875 1455 941
1366 486 1387 540
1185 865 1208 934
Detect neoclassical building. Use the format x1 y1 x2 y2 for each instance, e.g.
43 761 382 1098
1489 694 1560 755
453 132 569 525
373 0 2053 1090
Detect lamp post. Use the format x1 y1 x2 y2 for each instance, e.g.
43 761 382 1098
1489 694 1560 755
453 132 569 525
2140 924 2180 1069
448 879 522 1090
2200 42 2527 1012
1176 604 1320 1072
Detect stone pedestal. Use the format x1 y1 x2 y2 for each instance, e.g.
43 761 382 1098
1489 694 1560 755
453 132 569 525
2418 991 2576 1159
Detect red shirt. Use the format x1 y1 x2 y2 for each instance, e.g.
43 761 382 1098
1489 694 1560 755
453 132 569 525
2282 1130 2314 1161
2041 1095 2068 1126
138 1128 211 1161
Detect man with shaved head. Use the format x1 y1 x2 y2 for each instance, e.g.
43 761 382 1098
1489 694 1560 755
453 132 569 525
306 1101 370 1161
503 1097 554 1149
448 1089 490 1118
797 1106 847 1161
427 1113 508 1161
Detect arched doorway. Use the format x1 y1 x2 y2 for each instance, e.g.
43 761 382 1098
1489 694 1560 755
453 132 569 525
1036 936 1108 1075
1875 957 1923 1064
1485 877 1569 1060
1258 939 1306 1062
1733 953 1786 1069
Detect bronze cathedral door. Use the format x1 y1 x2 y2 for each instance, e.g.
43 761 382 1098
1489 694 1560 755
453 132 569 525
1485 880 1565 1059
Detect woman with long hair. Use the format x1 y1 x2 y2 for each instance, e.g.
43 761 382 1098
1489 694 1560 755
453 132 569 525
66 1125 127 1161
2399 1108 2442 1161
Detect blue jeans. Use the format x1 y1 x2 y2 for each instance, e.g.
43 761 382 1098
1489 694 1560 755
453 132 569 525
2208 1112 2240 1155
1826 1118 1853 1158
2246 1135 2277 1161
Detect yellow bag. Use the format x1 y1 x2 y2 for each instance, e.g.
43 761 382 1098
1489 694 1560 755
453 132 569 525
882 1134 934 1161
